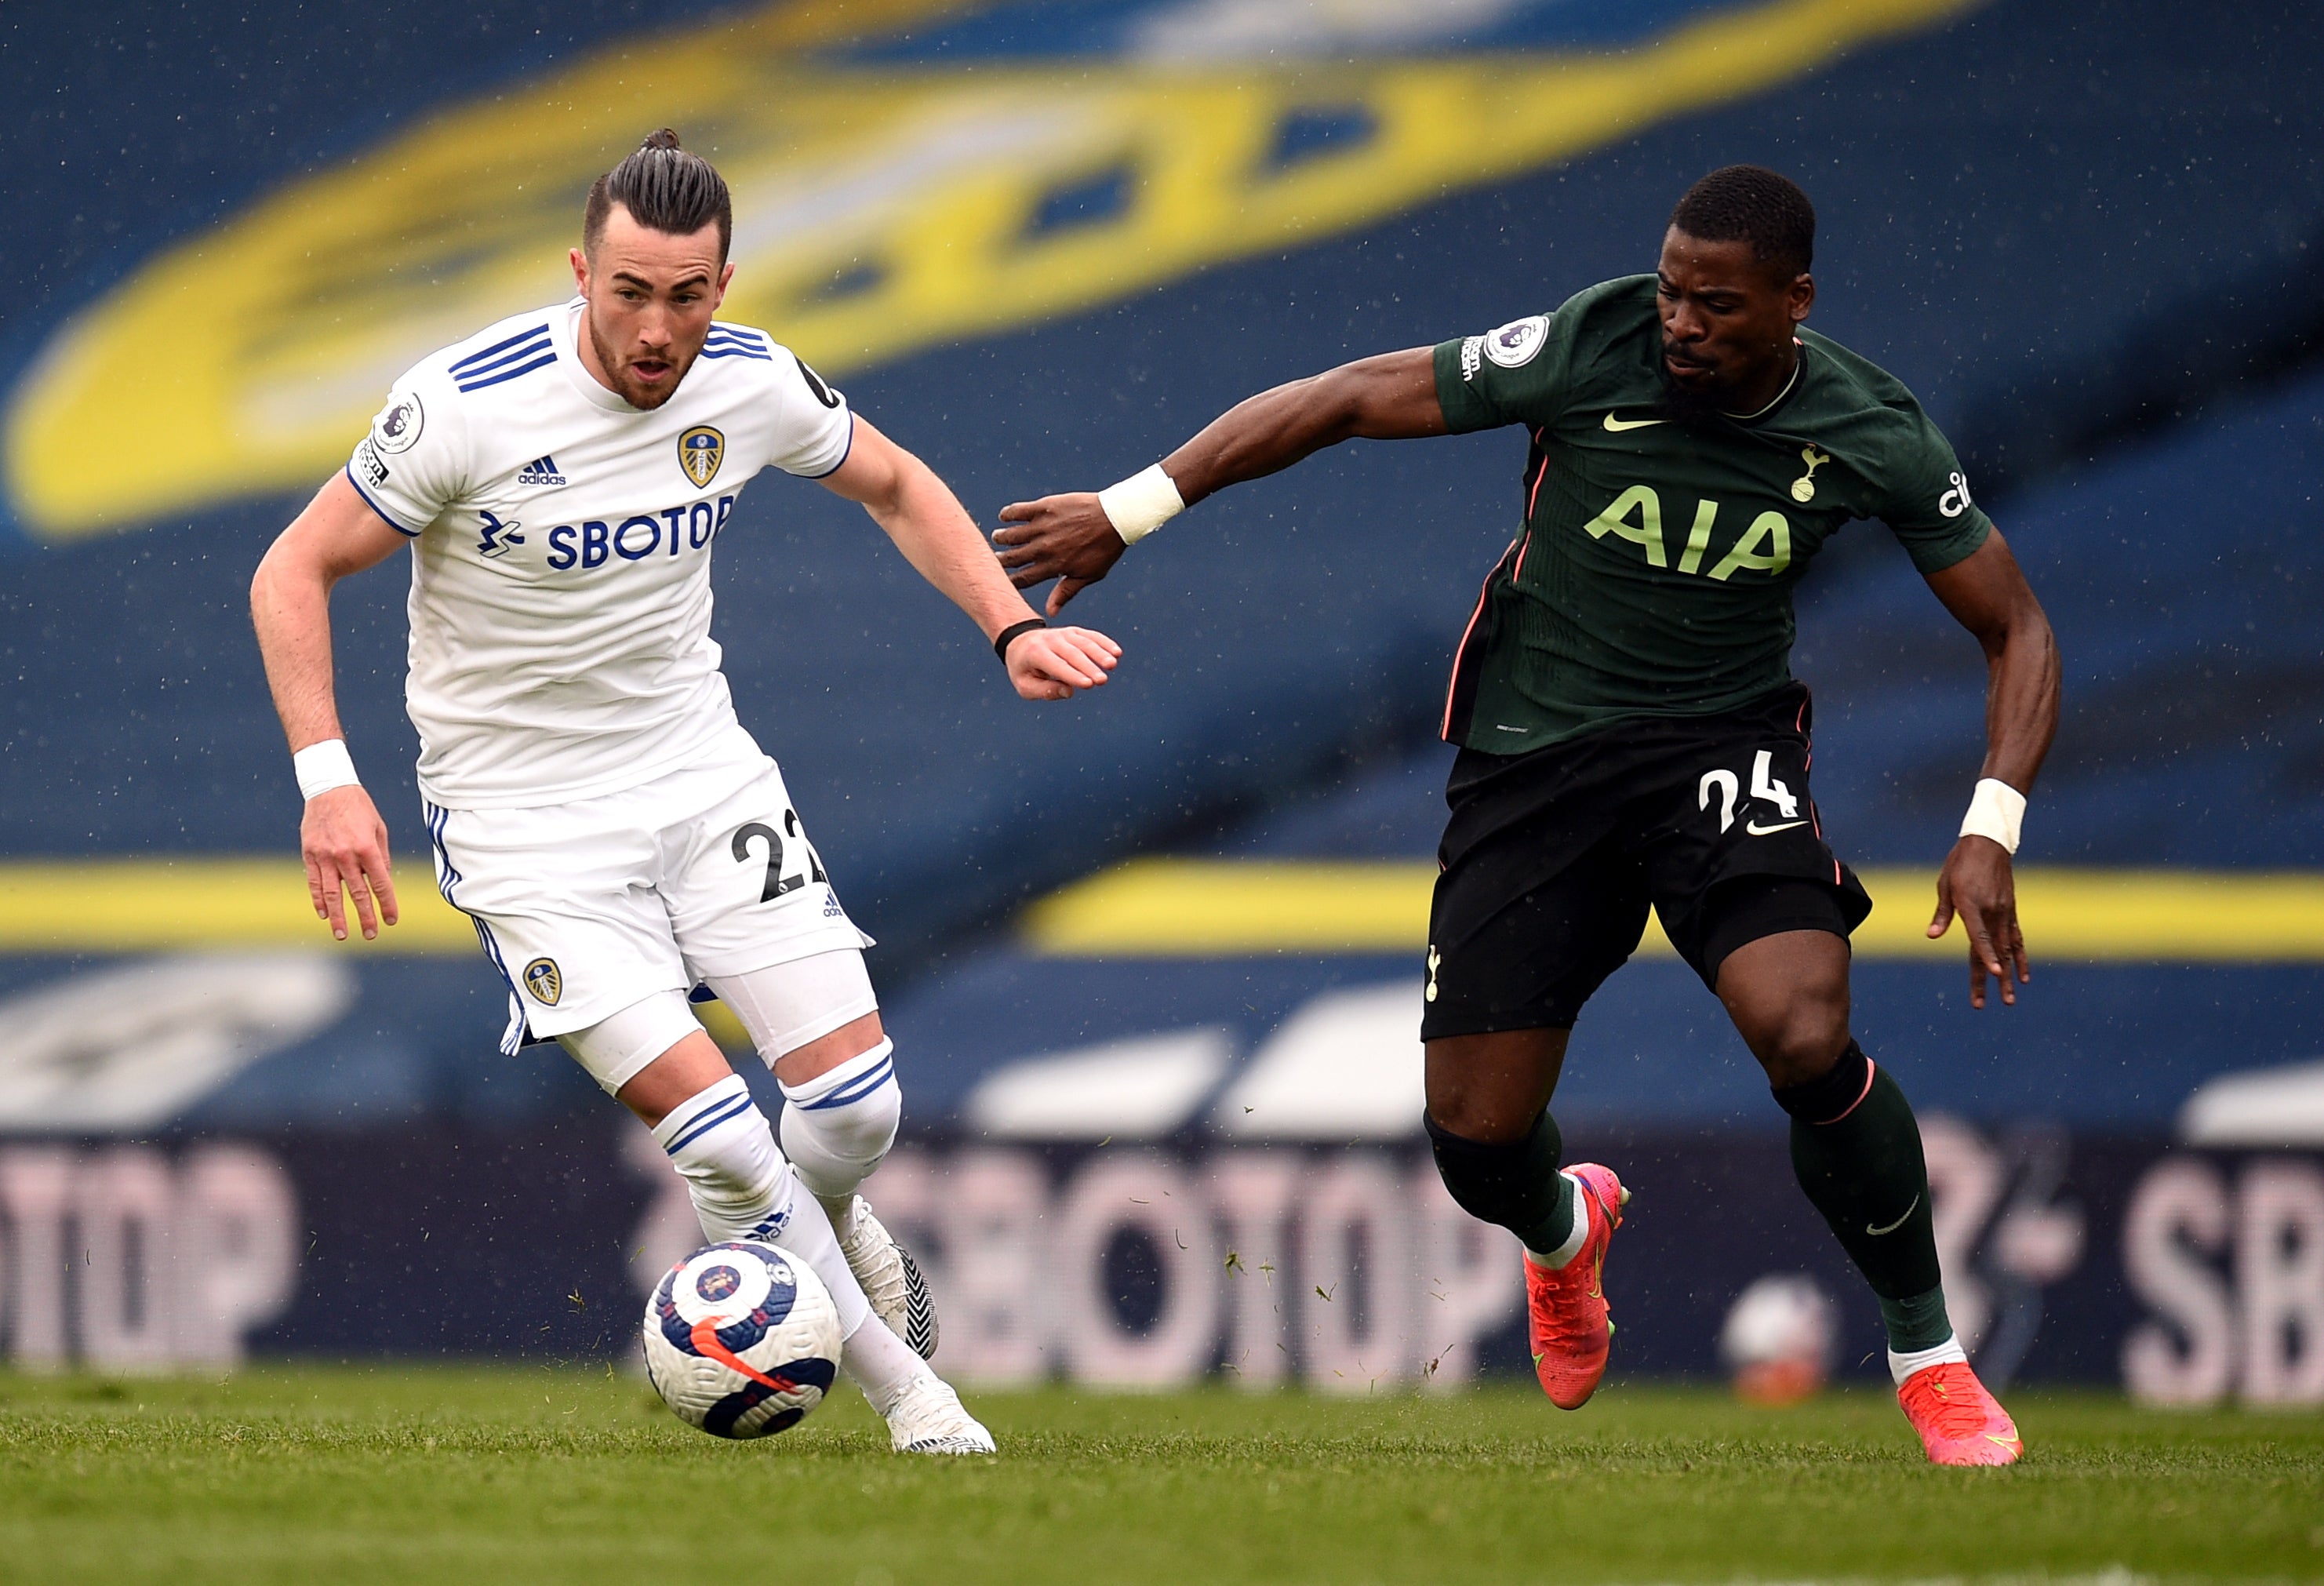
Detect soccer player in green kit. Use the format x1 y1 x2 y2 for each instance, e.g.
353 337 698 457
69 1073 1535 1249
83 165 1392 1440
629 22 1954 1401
995 166 2056 1466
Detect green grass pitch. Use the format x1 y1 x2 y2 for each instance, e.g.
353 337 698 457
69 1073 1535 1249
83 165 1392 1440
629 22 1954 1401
1 1367 2317 1583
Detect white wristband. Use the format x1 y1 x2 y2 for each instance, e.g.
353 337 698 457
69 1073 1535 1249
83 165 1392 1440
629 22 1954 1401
1096 463 1185 545
294 739 361 801
1958 777 2026 854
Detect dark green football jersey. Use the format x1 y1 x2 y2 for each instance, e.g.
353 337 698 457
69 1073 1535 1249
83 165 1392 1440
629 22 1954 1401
1431 275 1991 752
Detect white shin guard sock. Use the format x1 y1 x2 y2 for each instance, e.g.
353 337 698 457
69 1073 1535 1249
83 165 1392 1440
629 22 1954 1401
649 1078 876 1341
649 1075 789 1244
758 1164 871 1340
778 1039 901 1205
1524 1172 1593 1270
842 1313 934 1416
1887 1333 1969 1387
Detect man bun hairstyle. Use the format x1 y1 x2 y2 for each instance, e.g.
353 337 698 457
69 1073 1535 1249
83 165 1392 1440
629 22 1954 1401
1670 165 1815 281
583 129 733 261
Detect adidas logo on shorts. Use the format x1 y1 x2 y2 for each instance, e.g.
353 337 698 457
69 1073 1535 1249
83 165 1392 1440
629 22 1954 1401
516 454 566 487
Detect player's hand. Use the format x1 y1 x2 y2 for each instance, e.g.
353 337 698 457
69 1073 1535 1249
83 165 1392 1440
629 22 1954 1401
993 493 1126 614
302 784 400 942
1006 624 1122 701
1928 835 2027 1009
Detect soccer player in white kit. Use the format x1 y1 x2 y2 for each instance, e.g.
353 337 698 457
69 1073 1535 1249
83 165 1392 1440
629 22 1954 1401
250 131 1120 1453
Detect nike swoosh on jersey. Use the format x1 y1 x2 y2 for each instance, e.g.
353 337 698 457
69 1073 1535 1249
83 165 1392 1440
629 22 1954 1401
1744 819 1808 836
1865 1194 1921 1236
1602 413 1668 431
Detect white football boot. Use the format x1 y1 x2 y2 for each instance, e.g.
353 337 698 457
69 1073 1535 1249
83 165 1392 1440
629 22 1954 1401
882 1373 995 1455
837 1195 940 1359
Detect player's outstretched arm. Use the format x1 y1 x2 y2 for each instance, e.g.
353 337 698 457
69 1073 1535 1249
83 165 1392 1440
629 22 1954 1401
993 345 1446 613
250 471 413 941
820 417 1121 701
1919 529 2060 1009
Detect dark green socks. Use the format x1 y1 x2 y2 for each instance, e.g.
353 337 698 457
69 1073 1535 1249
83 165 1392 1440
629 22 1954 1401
1773 1041 1953 1352
1425 1044 1949 1347
1424 1107 1579 1260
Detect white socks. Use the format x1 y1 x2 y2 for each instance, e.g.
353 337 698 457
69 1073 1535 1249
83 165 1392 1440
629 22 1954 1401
649 1075 871 1338
1524 1172 1593 1270
842 1312 935 1416
763 1167 871 1340
651 1075 787 1243
779 1039 901 1204
1887 1334 1969 1387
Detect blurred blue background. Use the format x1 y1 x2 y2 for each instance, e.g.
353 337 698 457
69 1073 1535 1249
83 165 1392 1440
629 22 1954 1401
4 0 2319 1144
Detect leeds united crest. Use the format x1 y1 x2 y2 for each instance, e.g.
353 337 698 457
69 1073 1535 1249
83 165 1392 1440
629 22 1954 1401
523 957 563 1006
678 425 724 488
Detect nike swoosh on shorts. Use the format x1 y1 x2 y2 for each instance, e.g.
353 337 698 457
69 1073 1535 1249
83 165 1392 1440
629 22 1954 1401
1745 819 1807 836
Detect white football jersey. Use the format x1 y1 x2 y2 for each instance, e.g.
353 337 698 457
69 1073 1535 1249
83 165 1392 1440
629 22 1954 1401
346 297 853 809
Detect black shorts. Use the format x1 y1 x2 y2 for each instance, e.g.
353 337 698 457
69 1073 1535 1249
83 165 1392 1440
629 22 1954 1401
1420 682 1871 1039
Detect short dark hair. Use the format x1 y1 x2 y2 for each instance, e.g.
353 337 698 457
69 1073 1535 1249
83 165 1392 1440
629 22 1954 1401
583 129 733 261
1669 165 1814 280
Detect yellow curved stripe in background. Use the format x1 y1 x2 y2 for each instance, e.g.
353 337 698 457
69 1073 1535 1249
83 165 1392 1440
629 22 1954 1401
0 859 475 954
4 0 1982 540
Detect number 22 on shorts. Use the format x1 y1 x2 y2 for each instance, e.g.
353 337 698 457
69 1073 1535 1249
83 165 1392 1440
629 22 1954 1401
730 812 828 903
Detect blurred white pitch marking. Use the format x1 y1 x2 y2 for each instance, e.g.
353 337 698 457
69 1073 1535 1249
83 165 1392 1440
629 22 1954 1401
2180 1057 2324 1147
0 953 355 1131
1213 980 1422 1138
1133 0 1532 60
965 1028 1234 1140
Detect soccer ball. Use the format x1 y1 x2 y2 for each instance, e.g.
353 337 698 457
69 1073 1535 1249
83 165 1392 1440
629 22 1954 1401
642 1241 843 1439
1718 1272 1835 1406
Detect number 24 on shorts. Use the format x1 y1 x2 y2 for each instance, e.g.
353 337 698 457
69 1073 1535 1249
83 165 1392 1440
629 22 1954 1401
731 812 827 903
1697 751 1805 836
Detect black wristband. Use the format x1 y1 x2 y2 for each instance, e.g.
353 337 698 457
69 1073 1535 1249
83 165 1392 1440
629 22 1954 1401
993 617 1049 664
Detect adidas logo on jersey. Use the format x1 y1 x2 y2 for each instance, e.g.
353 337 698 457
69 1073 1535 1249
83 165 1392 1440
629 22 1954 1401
516 454 566 487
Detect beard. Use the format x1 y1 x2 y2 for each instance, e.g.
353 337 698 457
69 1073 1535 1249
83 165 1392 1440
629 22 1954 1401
586 316 695 410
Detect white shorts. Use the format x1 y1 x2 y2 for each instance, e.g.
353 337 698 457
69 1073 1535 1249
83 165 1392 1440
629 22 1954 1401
424 736 874 1054
556 949 880 1094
